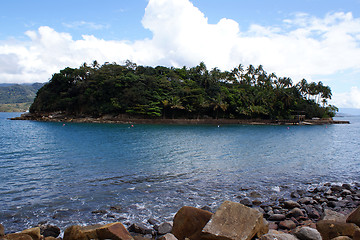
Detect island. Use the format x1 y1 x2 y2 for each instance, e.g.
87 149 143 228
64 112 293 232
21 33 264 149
12 61 349 125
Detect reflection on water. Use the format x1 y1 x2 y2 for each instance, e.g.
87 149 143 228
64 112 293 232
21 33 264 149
0 113 359 232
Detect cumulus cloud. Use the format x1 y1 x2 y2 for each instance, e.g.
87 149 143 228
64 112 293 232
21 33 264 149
0 0 360 107
332 87 360 109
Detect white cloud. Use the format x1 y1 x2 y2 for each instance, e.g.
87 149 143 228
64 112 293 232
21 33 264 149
0 0 360 107
63 21 109 30
331 87 360 109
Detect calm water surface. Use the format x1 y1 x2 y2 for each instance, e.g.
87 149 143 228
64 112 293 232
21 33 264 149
0 112 359 232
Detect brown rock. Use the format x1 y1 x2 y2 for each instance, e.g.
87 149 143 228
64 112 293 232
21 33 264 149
21 227 41 240
44 237 59 240
260 230 298 240
0 223 4 237
4 233 33 240
158 233 178 240
346 205 360 227
96 222 133 240
294 226 322 240
316 220 360 240
331 237 352 240
283 200 301 209
279 220 296 230
286 208 304 219
172 206 213 240
202 201 268 240
63 225 87 240
323 209 346 222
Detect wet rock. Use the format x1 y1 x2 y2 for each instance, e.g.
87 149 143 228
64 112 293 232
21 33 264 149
63 225 87 240
286 208 304 219
294 227 321 240
346 205 360 227
39 225 60 238
172 206 212 240
21 227 41 240
239 197 253 207
200 206 212 212
316 220 360 240
268 222 278 230
323 209 346 222
342 183 352 190
284 200 301 209
202 201 268 240
249 191 262 198
91 209 107 214
268 214 286 221
341 189 352 196
158 233 178 240
158 222 173 235
252 199 262 206
147 218 159 226
327 201 338 208
331 185 343 193
278 220 296 230
291 191 300 199
110 205 123 212
259 230 298 240
4 233 33 240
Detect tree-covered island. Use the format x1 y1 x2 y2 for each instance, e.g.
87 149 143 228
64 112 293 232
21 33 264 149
27 61 338 123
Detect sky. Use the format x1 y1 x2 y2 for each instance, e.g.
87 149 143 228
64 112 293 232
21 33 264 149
1 0 360 108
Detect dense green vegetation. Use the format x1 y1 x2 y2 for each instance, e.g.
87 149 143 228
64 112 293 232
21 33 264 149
30 61 337 120
0 83 43 112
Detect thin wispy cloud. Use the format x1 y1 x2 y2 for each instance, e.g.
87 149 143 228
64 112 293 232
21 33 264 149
63 21 109 30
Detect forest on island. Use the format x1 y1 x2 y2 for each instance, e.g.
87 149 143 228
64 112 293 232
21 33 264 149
30 61 338 120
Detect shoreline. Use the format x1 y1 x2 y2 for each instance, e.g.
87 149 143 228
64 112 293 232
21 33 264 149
1 181 359 239
10 112 350 125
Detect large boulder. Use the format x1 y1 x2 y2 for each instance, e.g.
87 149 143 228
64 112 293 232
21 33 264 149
202 201 268 240
63 225 87 240
21 227 41 240
172 206 213 240
346 205 360 227
323 209 346 222
316 220 360 240
4 233 33 240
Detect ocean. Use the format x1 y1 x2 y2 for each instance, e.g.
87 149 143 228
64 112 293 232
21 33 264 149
1 112 359 233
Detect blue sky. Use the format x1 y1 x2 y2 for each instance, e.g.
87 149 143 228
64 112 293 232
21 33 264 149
1 0 360 108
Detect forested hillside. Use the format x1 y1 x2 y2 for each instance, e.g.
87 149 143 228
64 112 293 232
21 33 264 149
0 83 43 112
30 61 337 120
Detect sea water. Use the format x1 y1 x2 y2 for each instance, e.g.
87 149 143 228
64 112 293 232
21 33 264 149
1 112 359 232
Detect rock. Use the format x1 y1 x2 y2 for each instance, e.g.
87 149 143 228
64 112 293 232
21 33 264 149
327 201 338 208
331 237 352 240
96 222 134 240
268 214 286 221
39 225 60 238
252 199 262 206
268 222 278 230
284 200 301 209
249 191 262 198
323 209 346 222
346 205 360 227
240 197 253 206
110 205 123 212
260 230 298 240
341 189 352 196
331 185 343 192
201 206 212 212
21 227 41 240
147 218 159 226
202 201 268 240
158 233 178 240
298 197 313 205
91 209 107 214
63 225 87 240
4 233 33 240
316 220 360 240
0 223 4 237
158 222 173 235
342 183 352 190
291 191 300 199
279 220 296 230
44 237 58 240
303 206 320 219
172 206 213 240
286 208 304 219
128 223 153 235
294 227 322 240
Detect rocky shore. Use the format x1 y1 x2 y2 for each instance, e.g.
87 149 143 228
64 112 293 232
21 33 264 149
1 182 360 240
11 112 350 125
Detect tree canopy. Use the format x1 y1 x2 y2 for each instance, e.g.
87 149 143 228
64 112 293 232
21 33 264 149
30 61 338 120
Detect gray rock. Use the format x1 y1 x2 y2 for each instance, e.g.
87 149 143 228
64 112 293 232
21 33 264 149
260 230 298 240
298 197 312 205
249 191 262 198
158 222 173 235
240 197 253 206
294 227 322 240
286 208 304 219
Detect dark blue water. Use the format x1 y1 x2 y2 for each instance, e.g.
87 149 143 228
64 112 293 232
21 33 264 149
1 112 359 233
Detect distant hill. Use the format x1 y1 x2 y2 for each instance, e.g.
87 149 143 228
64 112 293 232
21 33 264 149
0 83 43 112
